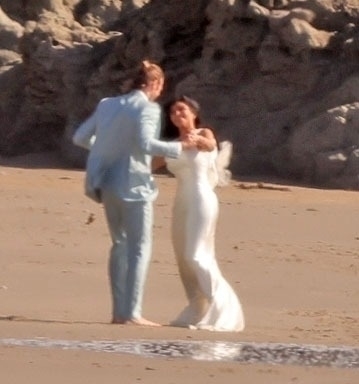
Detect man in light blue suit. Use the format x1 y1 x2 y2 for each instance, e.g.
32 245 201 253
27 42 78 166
73 60 196 326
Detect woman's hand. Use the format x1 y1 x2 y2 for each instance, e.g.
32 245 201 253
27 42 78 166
152 156 166 171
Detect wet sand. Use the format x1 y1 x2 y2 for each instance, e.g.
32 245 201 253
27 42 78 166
0 152 358 383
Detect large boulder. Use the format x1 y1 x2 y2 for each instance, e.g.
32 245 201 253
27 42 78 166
0 6 24 51
289 103 359 188
1 0 359 189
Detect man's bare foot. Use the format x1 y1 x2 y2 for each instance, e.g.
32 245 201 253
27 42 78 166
125 317 162 327
111 317 126 324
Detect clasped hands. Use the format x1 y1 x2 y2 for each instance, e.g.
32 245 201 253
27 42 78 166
181 133 207 151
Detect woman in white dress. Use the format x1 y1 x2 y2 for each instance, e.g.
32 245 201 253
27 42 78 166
161 96 245 332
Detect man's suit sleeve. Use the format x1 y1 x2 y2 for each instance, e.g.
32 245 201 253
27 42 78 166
138 103 181 158
72 107 98 150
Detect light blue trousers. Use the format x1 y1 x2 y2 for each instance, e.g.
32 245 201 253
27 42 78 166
102 190 153 320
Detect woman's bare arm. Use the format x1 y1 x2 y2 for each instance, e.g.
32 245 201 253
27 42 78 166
195 128 217 151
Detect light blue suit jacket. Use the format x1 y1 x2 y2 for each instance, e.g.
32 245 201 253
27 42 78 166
73 90 181 202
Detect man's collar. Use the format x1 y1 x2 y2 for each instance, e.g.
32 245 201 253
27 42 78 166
136 89 149 101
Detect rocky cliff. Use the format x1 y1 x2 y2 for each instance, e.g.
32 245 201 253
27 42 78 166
1 0 359 189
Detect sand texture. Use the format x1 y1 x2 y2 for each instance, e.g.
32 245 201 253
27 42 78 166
0 153 358 383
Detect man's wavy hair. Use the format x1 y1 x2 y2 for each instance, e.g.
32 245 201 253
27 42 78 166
131 60 164 90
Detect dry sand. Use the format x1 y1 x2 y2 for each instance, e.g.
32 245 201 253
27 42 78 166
0 152 358 383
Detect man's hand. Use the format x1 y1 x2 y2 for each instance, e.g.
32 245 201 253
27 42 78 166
181 134 198 150
181 130 217 152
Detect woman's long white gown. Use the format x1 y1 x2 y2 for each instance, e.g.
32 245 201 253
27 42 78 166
166 144 245 332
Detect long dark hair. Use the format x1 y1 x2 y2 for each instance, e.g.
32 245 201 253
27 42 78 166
161 95 219 148
161 95 202 139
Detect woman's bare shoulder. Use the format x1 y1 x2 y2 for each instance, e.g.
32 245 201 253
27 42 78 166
196 127 215 137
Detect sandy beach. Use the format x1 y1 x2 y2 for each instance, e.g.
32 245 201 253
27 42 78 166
0 152 358 383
